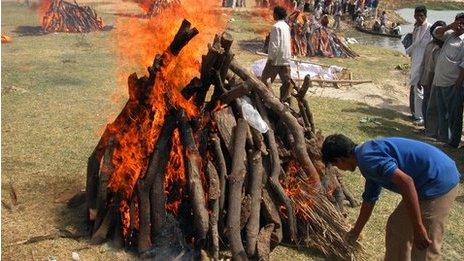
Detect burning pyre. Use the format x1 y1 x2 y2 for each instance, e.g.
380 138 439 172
131 0 180 17
40 0 103 33
86 17 362 260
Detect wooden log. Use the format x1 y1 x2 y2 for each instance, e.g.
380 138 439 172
137 113 176 253
256 224 275 261
90 202 115 244
253 96 297 243
211 133 227 214
219 33 235 81
168 19 199 56
180 111 209 241
86 150 99 222
307 79 372 85
229 60 320 187
220 82 251 105
227 118 249 261
240 194 252 230
196 34 224 107
92 138 114 233
261 188 283 248
245 150 264 257
338 173 360 207
300 98 315 135
297 75 312 99
213 106 237 155
206 161 220 260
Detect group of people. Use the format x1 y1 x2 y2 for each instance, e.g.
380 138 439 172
275 0 358 58
407 6 464 149
263 5 462 260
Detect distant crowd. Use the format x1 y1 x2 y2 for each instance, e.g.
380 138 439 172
405 6 464 148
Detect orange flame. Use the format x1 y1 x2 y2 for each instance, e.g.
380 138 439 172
281 160 318 221
105 0 229 235
165 129 186 216
36 0 52 19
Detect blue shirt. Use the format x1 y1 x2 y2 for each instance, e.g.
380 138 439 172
354 137 461 203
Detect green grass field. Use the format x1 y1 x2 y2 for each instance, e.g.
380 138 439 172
2 1 463 260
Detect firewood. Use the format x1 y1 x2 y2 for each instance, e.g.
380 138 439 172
338 174 360 207
240 194 252 230
136 113 176 253
168 19 199 56
253 96 297 243
261 188 283 248
229 60 320 186
300 98 315 135
196 35 224 107
213 107 237 155
90 207 115 244
93 138 114 233
211 133 228 214
297 75 312 99
220 82 251 105
86 150 100 217
227 118 248 261
245 150 264 257
206 161 220 260
180 111 209 241
256 223 275 261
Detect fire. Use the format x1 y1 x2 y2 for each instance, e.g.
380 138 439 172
36 0 52 19
106 0 229 234
165 129 186 216
282 160 317 221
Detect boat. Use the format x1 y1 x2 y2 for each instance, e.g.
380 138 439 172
355 26 402 39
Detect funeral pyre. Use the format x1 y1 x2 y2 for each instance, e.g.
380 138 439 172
130 0 180 17
264 11 358 58
39 0 103 33
86 20 362 260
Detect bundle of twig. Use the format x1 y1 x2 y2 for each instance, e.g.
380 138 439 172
42 0 104 33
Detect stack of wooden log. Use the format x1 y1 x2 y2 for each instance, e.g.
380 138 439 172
86 20 362 260
42 0 103 33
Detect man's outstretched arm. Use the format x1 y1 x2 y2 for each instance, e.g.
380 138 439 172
391 168 431 250
348 201 375 241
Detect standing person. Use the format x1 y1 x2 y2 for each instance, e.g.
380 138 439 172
406 6 432 126
418 21 446 137
261 6 294 102
322 135 461 260
314 4 323 20
334 5 342 30
431 13 464 148
380 11 387 26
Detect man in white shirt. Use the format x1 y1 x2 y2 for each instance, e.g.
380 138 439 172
406 6 432 126
431 13 464 148
261 6 294 102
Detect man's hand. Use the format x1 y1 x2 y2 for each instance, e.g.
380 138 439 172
413 224 432 250
346 228 361 244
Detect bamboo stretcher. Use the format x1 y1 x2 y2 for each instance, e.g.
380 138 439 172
255 51 372 89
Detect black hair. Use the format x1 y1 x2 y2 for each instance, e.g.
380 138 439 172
321 134 357 164
273 6 287 20
456 12 464 20
414 5 427 16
